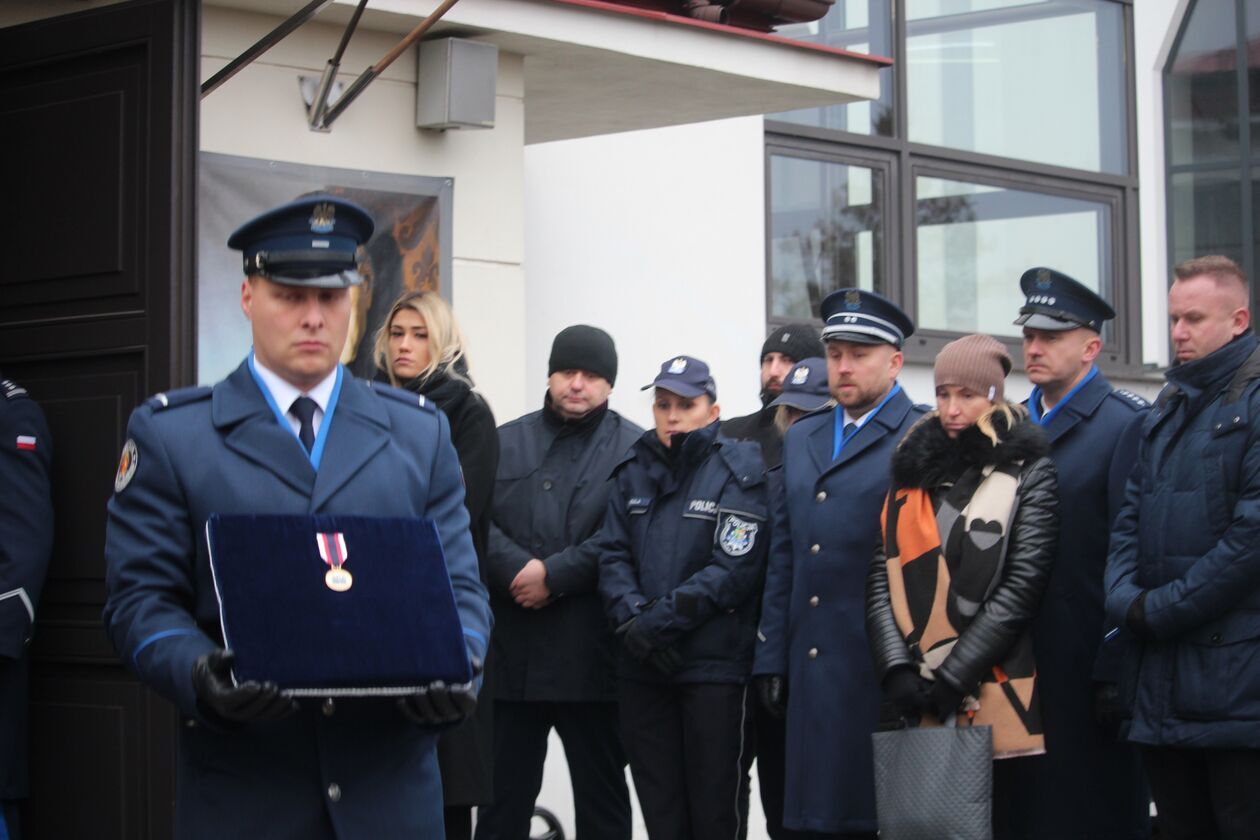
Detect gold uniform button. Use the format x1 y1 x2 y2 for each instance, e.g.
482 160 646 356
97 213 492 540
809 596 819 607
810 544 820 555
808 647 819 659
816 491 827 503
322 698 336 717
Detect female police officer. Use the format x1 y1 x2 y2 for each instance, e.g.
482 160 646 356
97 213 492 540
598 355 768 840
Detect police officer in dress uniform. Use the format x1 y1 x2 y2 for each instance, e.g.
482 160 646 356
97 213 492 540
752 290 925 839
0 378 52 840
102 196 492 839
1004 267 1150 838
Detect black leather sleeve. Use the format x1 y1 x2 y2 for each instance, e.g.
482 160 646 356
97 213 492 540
936 457 1060 695
866 525 916 681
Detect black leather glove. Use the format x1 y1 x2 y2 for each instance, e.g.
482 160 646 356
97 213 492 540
617 615 655 662
882 666 930 723
397 682 478 727
646 647 684 677
927 677 965 723
192 650 298 723
754 674 787 719
1125 592 1152 640
397 656 482 728
1093 681 1129 737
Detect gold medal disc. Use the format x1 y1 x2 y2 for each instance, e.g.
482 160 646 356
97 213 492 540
325 567 353 592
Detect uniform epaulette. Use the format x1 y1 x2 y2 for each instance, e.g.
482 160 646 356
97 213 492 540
364 380 436 413
718 439 767 488
0 379 28 400
1109 389 1150 411
146 385 212 411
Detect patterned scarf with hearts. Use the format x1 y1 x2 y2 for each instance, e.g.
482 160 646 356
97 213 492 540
881 458 1045 758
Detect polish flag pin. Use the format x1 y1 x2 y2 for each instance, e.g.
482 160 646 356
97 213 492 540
16 436 36 451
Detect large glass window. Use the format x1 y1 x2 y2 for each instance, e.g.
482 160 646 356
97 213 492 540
766 0 1136 362
769 154 886 320
774 0 894 135
915 176 1112 338
1166 0 1260 285
906 0 1127 173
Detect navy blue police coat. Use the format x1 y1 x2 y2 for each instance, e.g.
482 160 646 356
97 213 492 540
1008 369 1150 838
598 422 768 685
103 360 492 839
0 380 53 803
753 387 923 834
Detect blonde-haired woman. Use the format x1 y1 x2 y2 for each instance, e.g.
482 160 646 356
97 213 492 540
865 333 1059 838
374 290 498 840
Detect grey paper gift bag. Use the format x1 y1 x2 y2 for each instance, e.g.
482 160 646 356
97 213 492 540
871 719 993 840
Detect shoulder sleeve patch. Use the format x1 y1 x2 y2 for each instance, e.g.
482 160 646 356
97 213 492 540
364 380 436 413
1111 389 1150 411
1 379 28 400
146 385 212 411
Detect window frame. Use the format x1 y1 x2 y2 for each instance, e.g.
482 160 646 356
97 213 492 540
764 0 1144 375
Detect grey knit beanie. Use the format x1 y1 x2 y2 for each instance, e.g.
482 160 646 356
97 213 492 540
934 334 1012 402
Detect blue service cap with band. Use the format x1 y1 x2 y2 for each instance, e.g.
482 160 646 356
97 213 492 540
228 195 375 288
1014 267 1115 332
769 356 830 412
641 355 717 400
820 288 915 348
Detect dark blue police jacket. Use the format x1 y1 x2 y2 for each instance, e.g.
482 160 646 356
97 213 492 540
598 421 768 685
103 360 492 839
1014 369 1150 839
0 381 53 802
753 386 923 835
1107 332 1260 750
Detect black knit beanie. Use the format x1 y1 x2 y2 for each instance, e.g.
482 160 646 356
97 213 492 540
761 324 824 365
549 325 618 386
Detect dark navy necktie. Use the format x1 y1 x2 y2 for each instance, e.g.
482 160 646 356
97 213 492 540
290 396 318 454
843 422 857 440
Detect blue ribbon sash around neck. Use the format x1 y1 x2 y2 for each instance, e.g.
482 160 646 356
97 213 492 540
247 352 344 471
833 381 902 460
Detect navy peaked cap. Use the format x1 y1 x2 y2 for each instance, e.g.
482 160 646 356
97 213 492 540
228 195 374 288
641 355 717 400
1014 267 1115 332
769 357 830 412
820 288 915 348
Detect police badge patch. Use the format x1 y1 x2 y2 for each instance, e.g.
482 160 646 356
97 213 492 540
791 365 810 386
718 514 758 557
668 357 687 374
115 439 139 493
309 202 336 234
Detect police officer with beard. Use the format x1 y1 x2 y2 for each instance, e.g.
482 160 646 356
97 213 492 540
753 290 924 838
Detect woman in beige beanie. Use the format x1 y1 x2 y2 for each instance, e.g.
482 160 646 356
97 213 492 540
865 334 1060 838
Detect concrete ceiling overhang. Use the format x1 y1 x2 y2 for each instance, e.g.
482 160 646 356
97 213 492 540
208 0 890 143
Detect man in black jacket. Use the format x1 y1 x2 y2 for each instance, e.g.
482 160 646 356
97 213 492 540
475 326 642 840
721 324 821 840
722 324 823 469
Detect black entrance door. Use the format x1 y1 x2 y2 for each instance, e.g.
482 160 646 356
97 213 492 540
0 1 198 837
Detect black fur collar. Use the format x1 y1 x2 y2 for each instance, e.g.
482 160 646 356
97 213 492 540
891 408 1048 489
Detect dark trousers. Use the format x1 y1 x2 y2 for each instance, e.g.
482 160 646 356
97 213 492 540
620 679 748 840
474 700 631 840
753 701 796 840
1 801 20 840
1141 745 1260 839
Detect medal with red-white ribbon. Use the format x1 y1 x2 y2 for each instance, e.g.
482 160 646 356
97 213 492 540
317 531 353 592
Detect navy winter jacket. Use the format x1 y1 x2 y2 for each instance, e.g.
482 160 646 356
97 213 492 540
598 421 769 685
1105 331 1260 748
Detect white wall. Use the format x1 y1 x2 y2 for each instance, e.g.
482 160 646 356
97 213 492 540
1134 0 1191 368
523 116 770 429
200 5 529 420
